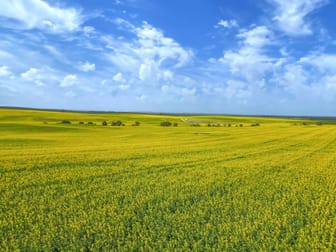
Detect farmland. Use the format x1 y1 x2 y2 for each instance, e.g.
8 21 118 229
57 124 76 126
0 108 336 251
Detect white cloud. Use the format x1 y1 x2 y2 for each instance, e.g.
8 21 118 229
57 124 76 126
83 26 95 35
269 0 328 35
0 0 82 33
0 65 11 77
138 63 152 81
112 72 125 82
18 67 65 87
104 21 193 85
60 74 77 87
237 26 273 48
219 26 274 81
21 68 40 80
78 61 96 72
300 53 336 72
217 19 238 29
134 22 193 67
20 67 45 86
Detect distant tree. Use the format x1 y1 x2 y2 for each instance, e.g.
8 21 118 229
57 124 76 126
160 121 172 127
132 121 140 126
87 121 94 125
316 121 323 126
79 121 84 125
61 120 71 124
173 123 178 127
239 124 243 127
191 123 200 127
102 121 108 126
251 122 260 127
111 120 123 126
228 124 231 127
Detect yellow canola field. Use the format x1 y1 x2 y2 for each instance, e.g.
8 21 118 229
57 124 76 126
0 109 335 251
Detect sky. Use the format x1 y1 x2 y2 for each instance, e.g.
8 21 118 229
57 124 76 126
0 0 336 115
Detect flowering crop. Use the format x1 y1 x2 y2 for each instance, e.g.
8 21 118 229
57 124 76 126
0 109 335 250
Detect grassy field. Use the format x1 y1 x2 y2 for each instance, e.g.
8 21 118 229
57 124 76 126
1 108 336 251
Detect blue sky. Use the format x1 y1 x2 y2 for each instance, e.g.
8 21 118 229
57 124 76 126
0 0 336 115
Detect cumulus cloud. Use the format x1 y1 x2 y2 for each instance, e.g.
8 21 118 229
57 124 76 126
104 21 193 85
217 19 238 29
21 68 40 80
299 53 336 72
112 72 125 82
219 26 274 81
0 0 82 33
0 65 11 77
269 0 328 35
60 74 77 87
78 61 96 72
20 67 46 86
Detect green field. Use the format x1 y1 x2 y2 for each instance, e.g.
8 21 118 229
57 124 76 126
1 108 335 251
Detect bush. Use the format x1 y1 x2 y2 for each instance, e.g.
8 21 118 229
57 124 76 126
61 120 71 124
173 123 178 127
160 121 172 127
79 121 84 125
191 123 200 127
111 120 123 126
239 124 243 127
102 121 108 126
316 121 323 126
87 121 94 125
251 122 260 127
132 121 140 126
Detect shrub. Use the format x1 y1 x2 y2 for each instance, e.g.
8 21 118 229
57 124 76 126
102 121 108 126
79 121 84 125
111 120 123 126
87 122 94 125
160 121 172 127
228 124 231 127
191 123 200 127
132 121 140 126
251 122 260 127
239 124 243 127
173 123 178 127
61 120 71 124
316 121 323 126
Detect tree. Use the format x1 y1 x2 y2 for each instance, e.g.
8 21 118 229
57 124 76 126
102 121 108 126
160 121 172 127
111 120 123 126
